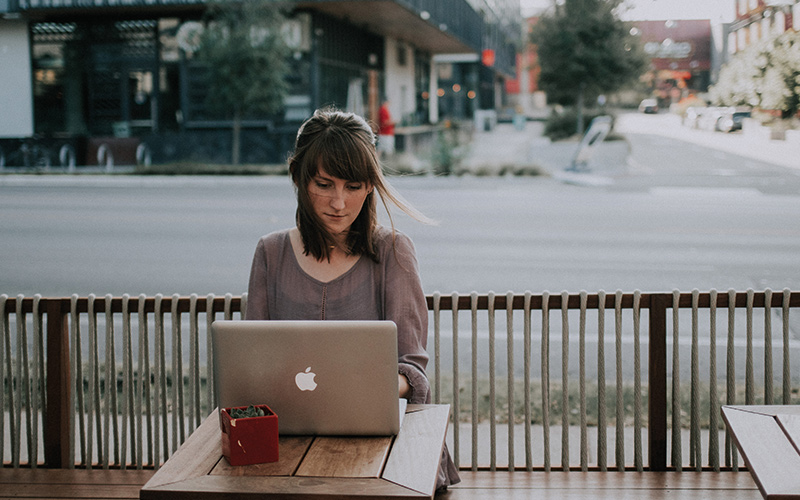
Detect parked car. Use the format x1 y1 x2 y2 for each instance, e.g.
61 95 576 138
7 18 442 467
687 106 751 133
638 98 659 114
715 108 751 133
694 107 725 131
682 106 705 128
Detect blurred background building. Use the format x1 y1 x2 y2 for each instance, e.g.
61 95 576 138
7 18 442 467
509 0 799 114
629 20 713 108
0 0 521 164
728 0 799 53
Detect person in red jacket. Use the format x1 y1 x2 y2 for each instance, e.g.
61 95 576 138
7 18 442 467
377 99 396 157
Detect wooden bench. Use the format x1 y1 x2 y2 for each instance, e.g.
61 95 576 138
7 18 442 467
0 467 155 499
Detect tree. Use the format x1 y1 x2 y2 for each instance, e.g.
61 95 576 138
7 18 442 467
195 0 290 164
711 30 800 119
531 0 647 134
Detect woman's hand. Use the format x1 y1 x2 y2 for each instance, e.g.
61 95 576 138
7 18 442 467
398 373 411 399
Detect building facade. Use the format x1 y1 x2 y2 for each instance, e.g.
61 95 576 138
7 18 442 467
0 0 521 165
630 19 713 105
728 0 799 54
503 16 546 118
504 15 716 114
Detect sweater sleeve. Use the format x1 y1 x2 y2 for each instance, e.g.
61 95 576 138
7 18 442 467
383 231 430 404
245 236 270 320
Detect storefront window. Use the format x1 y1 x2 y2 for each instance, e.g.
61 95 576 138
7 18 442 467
31 24 72 135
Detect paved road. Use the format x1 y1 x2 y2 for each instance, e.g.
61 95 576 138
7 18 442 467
2 112 799 298
2 171 799 298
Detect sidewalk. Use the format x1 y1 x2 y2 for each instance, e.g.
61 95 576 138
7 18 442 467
460 119 629 180
615 112 800 171
458 111 798 179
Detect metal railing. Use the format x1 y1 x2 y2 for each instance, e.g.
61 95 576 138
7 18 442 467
17 0 205 9
2 290 798 470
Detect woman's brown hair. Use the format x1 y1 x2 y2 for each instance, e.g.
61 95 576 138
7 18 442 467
289 108 430 262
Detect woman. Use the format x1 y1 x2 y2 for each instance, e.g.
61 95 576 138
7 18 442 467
245 108 459 489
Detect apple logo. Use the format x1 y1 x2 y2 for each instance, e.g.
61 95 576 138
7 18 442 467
295 367 317 391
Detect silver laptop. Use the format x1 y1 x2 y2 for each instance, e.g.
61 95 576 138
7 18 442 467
212 320 406 436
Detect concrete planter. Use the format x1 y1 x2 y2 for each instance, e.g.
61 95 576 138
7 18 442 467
784 129 800 146
742 118 772 141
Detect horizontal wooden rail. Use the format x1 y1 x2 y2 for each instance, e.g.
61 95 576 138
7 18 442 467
3 295 244 315
6 290 797 315
425 290 800 310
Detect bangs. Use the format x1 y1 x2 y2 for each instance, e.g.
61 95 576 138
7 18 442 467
303 126 375 183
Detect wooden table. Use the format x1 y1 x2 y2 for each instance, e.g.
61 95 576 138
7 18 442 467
722 405 800 500
140 404 450 499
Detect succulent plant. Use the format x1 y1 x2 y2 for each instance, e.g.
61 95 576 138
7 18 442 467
229 405 266 419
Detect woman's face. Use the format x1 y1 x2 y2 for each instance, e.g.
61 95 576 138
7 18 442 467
307 165 371 239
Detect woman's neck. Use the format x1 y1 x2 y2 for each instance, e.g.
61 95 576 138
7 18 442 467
329 232 349 254
290 228 360 283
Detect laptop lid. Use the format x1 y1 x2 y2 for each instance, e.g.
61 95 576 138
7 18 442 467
212 320 402 436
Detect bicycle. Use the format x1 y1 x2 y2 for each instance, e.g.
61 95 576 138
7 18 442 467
0 135 53 171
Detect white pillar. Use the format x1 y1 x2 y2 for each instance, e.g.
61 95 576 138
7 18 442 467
0 19 34 138
429 59 439 124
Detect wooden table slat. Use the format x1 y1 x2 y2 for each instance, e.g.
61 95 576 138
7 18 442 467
776 414 800 455
295 436 393 478
210 436 314 477
722 406 800 500
382 405 450 496
143 412 222 490
141 474 427 499
735 406 800 417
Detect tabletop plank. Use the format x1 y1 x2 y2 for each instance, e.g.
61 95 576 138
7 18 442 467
736 406 800 417
777 414 800 455
210 436 314 477
382 405 450 496
142 412 222 490
295 436 393 478
141 474 428 499
722 406 800 500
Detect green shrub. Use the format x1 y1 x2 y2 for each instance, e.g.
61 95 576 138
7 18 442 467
133 162 287 176
544 108 615 141
431 120 469 176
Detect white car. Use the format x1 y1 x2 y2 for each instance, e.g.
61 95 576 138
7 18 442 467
638 98 659 114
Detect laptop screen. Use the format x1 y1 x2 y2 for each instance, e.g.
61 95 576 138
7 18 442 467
212 320 402 435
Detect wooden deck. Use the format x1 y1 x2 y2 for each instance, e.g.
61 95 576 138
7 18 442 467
0 468 155 499
445 471 761 499
1 467 760 499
